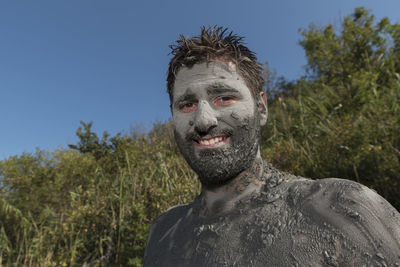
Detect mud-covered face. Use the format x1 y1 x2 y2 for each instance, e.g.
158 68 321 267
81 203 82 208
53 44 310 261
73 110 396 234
172 61 265 186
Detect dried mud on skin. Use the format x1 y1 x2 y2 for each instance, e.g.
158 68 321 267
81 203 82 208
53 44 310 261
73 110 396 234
144 162 400 267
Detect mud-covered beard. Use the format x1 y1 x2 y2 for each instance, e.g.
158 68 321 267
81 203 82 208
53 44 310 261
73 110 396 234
174 113 261 187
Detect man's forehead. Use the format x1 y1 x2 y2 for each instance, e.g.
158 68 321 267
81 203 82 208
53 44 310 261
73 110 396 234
173 61 246 95
175 61 239 81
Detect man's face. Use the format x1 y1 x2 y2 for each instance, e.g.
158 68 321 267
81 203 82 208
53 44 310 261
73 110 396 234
171 61 265 186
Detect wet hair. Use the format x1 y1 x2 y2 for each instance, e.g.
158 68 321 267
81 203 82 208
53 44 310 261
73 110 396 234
167 26 265 103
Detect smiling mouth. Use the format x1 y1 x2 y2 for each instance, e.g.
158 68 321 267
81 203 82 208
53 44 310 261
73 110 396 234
193 135 230 147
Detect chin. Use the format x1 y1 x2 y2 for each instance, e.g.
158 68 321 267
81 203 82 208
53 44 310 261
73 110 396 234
175 128 260 187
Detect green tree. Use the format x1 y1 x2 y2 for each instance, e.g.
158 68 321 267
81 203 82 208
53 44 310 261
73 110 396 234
262 7 400 209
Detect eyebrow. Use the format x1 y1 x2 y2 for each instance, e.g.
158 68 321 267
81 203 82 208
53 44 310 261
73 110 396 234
206 83 240 95
173 83 240 108
174 92 197 107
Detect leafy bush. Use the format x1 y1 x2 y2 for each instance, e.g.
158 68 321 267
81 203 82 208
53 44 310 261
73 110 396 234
0 122 199 266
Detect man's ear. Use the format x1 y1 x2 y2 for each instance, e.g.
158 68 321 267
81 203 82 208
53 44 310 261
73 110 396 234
257 91 268 126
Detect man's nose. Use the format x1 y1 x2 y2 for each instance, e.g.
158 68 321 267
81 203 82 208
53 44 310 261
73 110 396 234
194 101 217 135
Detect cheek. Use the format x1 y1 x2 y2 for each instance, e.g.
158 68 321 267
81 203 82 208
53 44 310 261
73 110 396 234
173 113 193 135
223 101 256 123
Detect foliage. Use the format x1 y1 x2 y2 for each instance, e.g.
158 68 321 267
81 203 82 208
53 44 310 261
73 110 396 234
262 7 400 209
0 122 199 266
0 7 399 266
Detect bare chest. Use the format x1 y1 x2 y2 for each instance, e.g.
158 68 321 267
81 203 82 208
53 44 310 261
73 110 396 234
149 201 340 267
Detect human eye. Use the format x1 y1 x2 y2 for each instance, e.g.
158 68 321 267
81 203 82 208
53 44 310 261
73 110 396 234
179 101 198 113
213 96 238 107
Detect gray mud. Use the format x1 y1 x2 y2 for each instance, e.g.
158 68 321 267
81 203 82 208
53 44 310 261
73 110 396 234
144 162 400 266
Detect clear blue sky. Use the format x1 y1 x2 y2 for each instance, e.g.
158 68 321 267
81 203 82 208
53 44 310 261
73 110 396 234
1 0 399 160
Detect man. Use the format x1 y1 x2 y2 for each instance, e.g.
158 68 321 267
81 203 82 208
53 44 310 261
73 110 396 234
144 26 400 266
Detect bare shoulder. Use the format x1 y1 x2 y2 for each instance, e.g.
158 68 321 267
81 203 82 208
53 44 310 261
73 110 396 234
144 203 191 262
293 177 400 260
153 204 190 227
147 203 191 242
301 177 400 222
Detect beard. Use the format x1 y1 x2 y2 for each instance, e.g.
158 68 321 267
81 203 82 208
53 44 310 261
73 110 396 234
174 113 261 187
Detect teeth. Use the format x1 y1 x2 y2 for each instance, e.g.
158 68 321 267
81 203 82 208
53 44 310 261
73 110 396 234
198 136 226 146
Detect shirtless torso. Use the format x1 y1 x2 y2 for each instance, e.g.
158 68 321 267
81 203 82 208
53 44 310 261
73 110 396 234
145 162 400 266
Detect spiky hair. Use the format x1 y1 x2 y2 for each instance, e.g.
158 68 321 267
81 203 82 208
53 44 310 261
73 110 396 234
167 26 265 103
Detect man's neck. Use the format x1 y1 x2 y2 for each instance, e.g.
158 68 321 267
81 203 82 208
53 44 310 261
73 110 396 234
196 151 265 218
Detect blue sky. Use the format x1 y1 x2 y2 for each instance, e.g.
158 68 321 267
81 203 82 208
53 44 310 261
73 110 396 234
1 0 400 160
